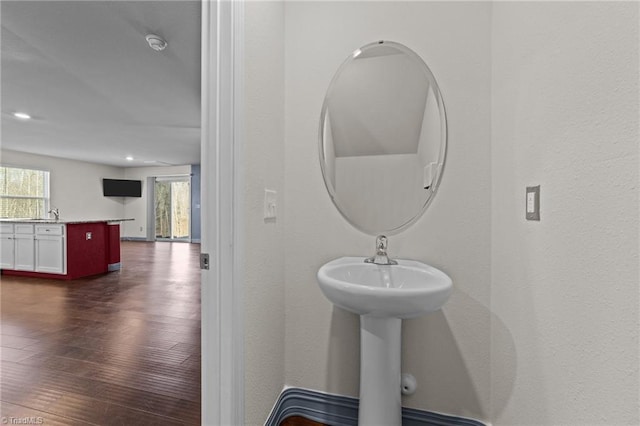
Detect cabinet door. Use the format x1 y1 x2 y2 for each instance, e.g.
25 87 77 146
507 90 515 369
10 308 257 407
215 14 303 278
14 234 35 271
0 235 15 269
35 235 65 274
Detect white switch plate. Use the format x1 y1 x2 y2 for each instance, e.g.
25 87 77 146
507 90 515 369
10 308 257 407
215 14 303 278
526 186 540 220
264 189 277 220
86 232 92 240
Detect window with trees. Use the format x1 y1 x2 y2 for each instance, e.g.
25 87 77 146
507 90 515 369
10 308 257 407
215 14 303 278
154 177 190 240
0 166 50 218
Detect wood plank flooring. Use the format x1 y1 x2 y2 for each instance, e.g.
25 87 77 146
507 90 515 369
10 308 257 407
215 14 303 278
280 416 327 426
0 241 201 425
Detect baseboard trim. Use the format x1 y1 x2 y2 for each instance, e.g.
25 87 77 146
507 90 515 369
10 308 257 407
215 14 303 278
265 387 486 426
121 237 200 243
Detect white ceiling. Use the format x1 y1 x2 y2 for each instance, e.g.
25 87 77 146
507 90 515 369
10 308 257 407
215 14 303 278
1 0 201 168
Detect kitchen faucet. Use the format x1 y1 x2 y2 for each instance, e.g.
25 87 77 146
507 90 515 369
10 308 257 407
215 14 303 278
49 208 60 221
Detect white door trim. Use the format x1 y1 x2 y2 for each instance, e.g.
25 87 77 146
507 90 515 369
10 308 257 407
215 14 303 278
201 0 245 424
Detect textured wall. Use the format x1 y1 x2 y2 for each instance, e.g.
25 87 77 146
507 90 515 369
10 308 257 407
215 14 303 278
0 149 125 221
284 2 492 420
243 1 286 424
490 2 639 424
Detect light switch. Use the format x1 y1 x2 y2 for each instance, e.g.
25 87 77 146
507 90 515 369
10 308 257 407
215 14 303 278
527 193 535 213
526 186 540 221
264 189 277 221
86 232 92 240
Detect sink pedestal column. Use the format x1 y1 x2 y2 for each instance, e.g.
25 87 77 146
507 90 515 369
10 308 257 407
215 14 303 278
359 316 402 426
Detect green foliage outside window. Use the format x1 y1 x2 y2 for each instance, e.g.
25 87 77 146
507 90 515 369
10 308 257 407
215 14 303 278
0 166 50 218
155 179 190 239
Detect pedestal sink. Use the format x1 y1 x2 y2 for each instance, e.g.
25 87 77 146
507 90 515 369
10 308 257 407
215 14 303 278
317 257 452 426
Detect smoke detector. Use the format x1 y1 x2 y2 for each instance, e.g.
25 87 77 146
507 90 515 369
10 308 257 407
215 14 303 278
145 34 167 51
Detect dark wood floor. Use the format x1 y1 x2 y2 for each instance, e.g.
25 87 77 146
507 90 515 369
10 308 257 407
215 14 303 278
0 241 201 425
280 416 327 426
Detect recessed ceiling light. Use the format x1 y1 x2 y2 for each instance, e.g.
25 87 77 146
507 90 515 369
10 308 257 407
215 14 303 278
125 156 134 161
145 34 167 51
13 112 31 120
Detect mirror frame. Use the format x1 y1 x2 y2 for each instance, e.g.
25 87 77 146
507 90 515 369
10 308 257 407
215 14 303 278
318 40 448 236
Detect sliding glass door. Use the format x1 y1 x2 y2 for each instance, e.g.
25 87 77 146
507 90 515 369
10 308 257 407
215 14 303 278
154 176 190 241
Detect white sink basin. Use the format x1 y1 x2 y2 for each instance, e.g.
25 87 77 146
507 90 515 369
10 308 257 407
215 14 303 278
317 257 452 319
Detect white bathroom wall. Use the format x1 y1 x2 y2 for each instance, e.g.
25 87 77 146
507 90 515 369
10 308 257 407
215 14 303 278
0 149 125 220
121 165 191 238
490 2 639 424
284 1 492 420
243 1 286 424
334 154 424 232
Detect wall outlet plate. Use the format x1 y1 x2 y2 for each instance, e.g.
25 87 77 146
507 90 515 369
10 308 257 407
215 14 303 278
526 186 540 220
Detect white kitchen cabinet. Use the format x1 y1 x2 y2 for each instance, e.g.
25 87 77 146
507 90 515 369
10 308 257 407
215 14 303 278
14 225 35 271
14 234 35 271
35 225 65 274
0 228 14 269
0 224 36 271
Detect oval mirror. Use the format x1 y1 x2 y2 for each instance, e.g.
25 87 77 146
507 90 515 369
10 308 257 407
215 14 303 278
319 41 447 235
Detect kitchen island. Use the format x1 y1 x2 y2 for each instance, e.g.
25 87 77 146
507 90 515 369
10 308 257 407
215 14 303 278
0 218 133 280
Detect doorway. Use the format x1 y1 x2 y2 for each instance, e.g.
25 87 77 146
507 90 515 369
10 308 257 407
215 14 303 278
154 176 191 241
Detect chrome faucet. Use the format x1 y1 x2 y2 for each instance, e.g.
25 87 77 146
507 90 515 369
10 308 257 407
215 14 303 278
365 235 398 266
49 208 60 221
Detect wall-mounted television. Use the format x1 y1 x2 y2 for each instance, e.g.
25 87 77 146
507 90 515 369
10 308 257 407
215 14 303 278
103 179 142 197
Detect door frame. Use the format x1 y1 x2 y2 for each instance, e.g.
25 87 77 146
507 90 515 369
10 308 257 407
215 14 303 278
201 0 245 424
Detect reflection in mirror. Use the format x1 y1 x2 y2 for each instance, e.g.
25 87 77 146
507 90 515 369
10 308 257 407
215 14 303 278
319 41 447 235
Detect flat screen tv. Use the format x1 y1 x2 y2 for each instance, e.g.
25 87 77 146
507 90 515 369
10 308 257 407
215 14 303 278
103 179 142 197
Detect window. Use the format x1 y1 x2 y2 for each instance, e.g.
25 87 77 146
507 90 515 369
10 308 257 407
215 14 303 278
0 166 50 218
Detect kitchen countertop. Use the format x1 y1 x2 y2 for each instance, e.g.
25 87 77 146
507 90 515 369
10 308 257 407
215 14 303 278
0 218 134 224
